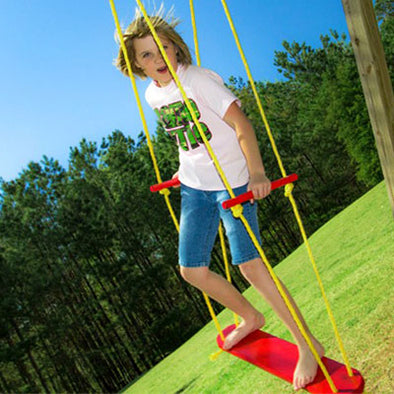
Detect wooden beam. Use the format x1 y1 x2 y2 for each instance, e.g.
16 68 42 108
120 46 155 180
341 0 394 217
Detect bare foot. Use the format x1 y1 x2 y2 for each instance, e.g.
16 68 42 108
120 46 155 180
293 336 325 391
223 312 265 350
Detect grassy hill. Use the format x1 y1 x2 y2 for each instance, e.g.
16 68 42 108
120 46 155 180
124 182 394 393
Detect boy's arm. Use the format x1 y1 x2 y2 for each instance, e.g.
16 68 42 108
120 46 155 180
224 101 271 201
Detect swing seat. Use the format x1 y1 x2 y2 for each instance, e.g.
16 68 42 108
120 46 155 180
217 325 364 393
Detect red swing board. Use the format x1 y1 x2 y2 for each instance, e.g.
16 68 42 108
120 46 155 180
217 325 364 393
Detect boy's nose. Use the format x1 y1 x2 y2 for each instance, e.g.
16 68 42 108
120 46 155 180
154 52 164 63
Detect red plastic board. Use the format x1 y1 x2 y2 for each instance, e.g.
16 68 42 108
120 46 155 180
217 325 364 393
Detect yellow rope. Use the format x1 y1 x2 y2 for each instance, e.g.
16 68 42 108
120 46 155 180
192 0 242 343
189 0 201 67
235 211 338 393
193 9 312 371
218 222 239 327
109 0 161 185
220 0 287 178
220 0 354 385
109 0 180 233
161 189 180 233
190 0 239 330
192 0 239 341
135 0 236 202
110 2 225 337
287 193 353 376
133 0 241 343
109 0 225 342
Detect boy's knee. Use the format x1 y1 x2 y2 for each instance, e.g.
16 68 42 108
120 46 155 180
239 258 262 280
180 266 209 286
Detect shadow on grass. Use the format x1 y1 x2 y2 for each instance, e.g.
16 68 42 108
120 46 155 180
174 377 199 393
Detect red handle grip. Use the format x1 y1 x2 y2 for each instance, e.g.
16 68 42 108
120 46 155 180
222 173 298 209
150 177 181 192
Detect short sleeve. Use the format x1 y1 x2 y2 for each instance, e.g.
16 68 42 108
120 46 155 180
192 68 241 119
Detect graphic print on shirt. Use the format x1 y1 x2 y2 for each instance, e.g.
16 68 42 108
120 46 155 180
154 99 212 151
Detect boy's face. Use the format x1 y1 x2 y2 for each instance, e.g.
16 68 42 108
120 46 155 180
134 35 178 86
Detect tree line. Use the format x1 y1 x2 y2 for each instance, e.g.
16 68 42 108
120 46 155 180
0 5 391 392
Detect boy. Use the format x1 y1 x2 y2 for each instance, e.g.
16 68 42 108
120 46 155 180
116 10 324 391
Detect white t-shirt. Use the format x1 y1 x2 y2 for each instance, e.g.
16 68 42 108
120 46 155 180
145 64 249 190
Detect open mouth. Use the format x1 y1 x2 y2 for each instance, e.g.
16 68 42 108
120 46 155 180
157 66 168 74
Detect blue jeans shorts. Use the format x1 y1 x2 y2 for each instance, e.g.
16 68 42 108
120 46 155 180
179 183 262 268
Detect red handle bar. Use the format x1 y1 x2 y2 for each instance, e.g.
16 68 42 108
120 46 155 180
150 173 298 206
221 173 298 209
150 177 181 192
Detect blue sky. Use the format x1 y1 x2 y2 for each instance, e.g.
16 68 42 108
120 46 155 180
0 1 350 182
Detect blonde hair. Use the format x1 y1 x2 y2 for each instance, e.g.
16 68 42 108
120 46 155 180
115 7 192 78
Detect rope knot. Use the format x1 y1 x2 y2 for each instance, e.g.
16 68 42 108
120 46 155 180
284 183 294 197
231 204 243 218
159 188 171 197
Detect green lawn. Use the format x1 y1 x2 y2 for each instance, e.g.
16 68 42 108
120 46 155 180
124 182 394 393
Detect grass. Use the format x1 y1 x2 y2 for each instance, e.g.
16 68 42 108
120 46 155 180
123 182 394 393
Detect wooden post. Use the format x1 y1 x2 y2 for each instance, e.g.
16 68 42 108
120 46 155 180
341 0 394 217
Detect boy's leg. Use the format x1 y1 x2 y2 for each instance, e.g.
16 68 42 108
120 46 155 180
239 257 324 390
179 185 264 347
180 266 265 348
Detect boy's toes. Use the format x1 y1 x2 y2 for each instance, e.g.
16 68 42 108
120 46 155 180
293 375 314 391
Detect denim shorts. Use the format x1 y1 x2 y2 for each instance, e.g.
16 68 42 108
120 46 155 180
179 183 262 267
